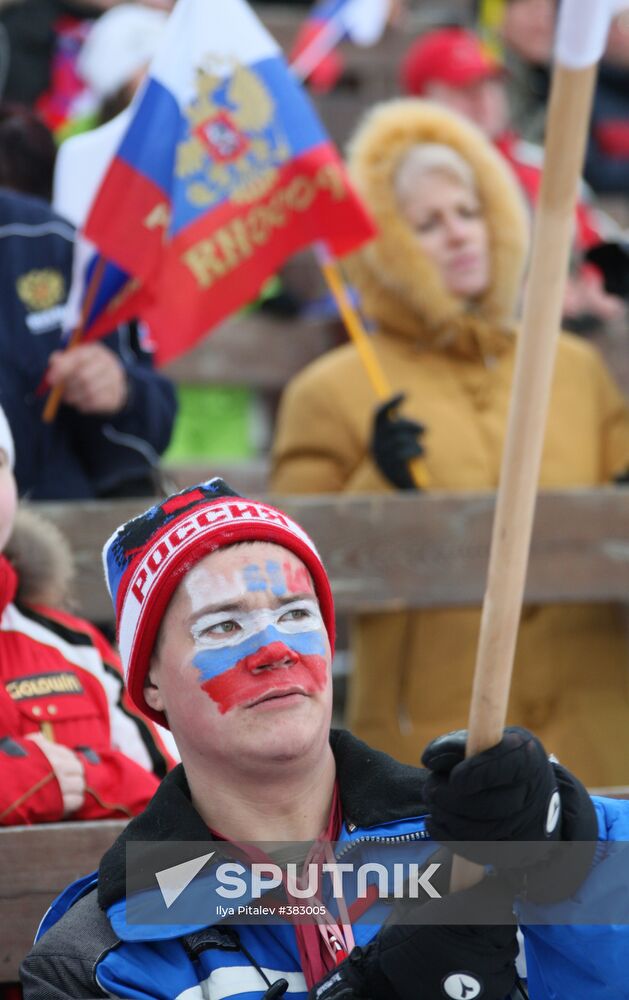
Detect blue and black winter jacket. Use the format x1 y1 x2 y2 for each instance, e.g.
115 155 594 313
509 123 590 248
20 731 629 999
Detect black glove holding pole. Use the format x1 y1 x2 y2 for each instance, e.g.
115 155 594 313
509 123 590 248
309 875 518 1000
421 726 598 902
371 393 425 490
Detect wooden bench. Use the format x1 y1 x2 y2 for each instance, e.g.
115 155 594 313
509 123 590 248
34 483 629 697
162 304 342 393
34 488 629 622
0 821 127 983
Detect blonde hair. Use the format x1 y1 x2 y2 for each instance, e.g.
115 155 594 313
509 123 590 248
395 143 478 206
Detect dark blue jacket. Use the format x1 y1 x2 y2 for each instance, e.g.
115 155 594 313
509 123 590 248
585 63 629 195
19 732 438 1000
20 731 629 999
0 188 176 499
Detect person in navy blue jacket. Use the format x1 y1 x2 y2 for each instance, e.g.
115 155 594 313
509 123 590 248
21 480 624 1000
584 10 629 195
0 186 176 499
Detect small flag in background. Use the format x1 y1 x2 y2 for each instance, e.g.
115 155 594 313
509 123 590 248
57 107 150 344
82 0 375 366
64 247 147 342
289 0 390 91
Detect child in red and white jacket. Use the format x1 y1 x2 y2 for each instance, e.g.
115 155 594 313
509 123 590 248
0 405 175 825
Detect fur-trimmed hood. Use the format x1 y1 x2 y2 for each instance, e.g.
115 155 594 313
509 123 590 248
345 99 529 356
4 507 75 608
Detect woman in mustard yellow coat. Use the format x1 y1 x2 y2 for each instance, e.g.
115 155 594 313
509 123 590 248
271 100 629 786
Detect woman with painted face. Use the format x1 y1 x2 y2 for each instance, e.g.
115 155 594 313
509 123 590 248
271 100 629 787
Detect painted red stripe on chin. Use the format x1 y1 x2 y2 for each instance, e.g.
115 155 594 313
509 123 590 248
201 654 328 714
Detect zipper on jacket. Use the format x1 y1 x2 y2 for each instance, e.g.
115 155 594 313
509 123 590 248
335 827 431 863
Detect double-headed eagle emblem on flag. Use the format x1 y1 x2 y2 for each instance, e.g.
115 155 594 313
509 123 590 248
176 57 292 207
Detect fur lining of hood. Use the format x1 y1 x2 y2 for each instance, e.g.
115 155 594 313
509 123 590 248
345 99 530 355
4 507 75 608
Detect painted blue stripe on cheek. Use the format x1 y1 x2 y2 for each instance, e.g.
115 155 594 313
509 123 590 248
193 626 326 682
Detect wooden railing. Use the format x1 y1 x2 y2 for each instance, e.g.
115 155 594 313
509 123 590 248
0 821 127 982
33 488 629 622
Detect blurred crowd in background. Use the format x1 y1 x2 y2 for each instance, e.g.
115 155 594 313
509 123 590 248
0 0 628 487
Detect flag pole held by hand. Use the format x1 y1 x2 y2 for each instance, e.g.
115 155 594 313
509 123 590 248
450 0 619 890
316 243 429 489
42 255 107 424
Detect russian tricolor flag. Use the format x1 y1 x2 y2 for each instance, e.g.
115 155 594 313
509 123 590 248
290 0 390 91
82 0 375 366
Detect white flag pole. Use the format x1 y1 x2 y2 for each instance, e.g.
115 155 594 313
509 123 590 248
289 15 348 82
451 0 619 888
290 0 389 82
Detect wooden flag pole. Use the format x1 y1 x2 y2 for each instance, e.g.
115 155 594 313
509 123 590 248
451 59 599 889
318 251 429 489
467 65 598 749
42 255 107 424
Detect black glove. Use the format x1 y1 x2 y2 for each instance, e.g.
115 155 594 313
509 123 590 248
371 393 425 491
585 240 629 299
422 726 597 901
309 876 518 1000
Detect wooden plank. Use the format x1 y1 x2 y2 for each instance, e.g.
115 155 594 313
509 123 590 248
165 459 270 496
589 786 629 798
33 489 629 623
0 820 126 980
163 313 342 389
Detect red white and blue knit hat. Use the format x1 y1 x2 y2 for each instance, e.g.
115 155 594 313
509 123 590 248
103 478 335 725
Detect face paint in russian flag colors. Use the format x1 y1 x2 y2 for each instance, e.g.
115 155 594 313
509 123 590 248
191 597 328 714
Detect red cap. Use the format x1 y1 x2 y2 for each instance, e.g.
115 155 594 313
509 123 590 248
401 28 502 96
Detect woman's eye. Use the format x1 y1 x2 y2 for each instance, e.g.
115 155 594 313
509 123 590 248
416 216 439 233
